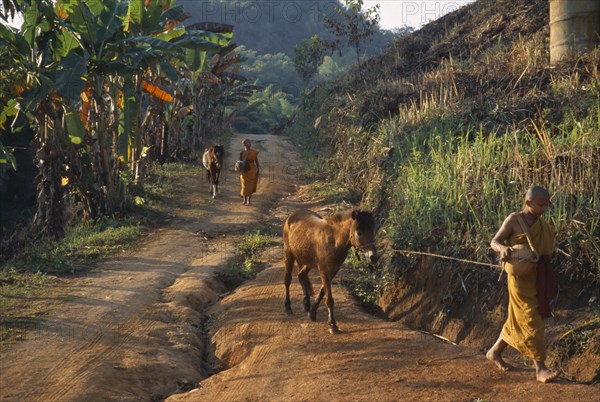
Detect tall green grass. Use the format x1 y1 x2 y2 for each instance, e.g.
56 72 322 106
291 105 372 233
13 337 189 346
382 105 599 280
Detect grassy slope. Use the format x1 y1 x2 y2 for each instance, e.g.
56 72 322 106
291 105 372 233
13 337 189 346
289 0 599 382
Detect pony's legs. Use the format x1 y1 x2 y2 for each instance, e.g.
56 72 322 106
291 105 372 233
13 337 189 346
283 251 295 314
213 172 219 198
327 266 343 334
206 169 212 194
309 286 324 321
297 266 312 312
324 276 339 334
313 270 338 334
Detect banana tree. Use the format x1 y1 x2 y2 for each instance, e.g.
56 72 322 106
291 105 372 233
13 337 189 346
120 14 240 167
55 0 133 215
217 78 259 129
57 0 189 199
108 0 214 186
0 0 79 238
176 22 235 155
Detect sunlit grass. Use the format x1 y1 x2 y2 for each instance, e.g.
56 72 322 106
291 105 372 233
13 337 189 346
216 230 276 289
141 161 198 204
384 105 600 281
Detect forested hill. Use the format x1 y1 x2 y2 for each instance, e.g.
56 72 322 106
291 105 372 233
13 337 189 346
178 0 390 56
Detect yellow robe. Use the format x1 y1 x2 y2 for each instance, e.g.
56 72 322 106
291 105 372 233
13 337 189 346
500 215 555 361
240 148 259 196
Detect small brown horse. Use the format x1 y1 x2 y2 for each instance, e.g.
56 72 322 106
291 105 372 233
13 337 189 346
283 208 379 334
202 145 224 198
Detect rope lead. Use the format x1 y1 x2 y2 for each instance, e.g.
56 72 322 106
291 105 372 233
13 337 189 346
390 249 502 271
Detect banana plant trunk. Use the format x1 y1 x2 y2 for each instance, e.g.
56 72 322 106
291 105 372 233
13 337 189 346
32 113 64 239
91 86 125 214
200 90 211 141
159 115 168 164
131 77 145 188
109 85 126 209
192 85 207 156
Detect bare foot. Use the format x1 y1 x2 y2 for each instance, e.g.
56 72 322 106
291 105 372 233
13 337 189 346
486 349 514 372
536 368 558 383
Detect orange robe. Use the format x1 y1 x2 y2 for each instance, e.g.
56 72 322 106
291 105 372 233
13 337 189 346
500 216 555 361
240 148 259 196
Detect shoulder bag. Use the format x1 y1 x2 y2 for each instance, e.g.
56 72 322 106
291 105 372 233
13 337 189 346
503 214 539 277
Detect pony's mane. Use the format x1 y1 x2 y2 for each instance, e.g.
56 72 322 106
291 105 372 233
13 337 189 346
327 209 374 229
328 209 352 223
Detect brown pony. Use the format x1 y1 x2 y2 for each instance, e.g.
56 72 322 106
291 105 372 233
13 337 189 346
283 208 379 334
202 144 224 198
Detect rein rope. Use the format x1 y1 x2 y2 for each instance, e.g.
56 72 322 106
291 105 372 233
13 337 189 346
390 249 502 271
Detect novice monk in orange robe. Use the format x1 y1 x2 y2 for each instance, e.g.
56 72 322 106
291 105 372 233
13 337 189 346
487 185 558 383
239 138 260 205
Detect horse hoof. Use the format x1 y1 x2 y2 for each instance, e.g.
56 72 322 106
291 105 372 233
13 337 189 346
329 325 340 335
308 310 317 321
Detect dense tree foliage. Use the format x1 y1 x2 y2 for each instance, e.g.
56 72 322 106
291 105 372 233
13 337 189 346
180 0 394 60
323 0 381 79
179 0 335 56
292 35 326 82
237 46 303 97
177 0 395 137
230 85 295 134
0 0 250 241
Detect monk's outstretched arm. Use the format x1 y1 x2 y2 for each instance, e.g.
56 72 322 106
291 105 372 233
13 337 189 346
491 215 514 261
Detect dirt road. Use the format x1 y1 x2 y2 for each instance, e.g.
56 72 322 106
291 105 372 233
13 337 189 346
1 134 598 401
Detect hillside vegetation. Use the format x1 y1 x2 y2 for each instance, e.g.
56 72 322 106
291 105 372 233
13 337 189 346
179 0 392 57
180 0 395 134
289 0 599 382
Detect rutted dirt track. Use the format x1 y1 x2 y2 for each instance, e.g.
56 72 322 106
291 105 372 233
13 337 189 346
1 135 598 401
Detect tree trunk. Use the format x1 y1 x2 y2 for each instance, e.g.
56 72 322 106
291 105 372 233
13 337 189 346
91 85 125 214
32 113 64 239
355 43 364 81
160 116 168 164
132 93 144 188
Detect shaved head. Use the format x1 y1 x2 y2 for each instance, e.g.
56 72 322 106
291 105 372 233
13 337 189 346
526 185 550 201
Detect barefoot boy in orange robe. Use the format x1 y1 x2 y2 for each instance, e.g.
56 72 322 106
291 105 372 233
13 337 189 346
487 185 558 383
